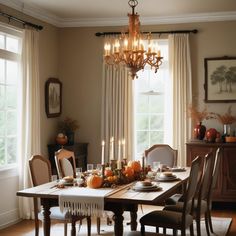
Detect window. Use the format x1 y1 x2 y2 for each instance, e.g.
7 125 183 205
0 25 22 170
134 39 171 158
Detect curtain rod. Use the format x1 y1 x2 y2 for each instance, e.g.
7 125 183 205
0 11 43 31
95 29 198 37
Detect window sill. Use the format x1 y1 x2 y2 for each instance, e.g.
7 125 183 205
0 165 18 180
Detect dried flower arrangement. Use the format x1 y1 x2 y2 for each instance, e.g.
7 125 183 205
58 117 79 133
213 106 236 124
187 105 214 123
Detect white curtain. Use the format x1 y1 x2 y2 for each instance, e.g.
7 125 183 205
18 29 41 219
168 34 192 166
101 64 133 162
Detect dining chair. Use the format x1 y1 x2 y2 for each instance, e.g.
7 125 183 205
29 154 91 236
145 144 177 167
55 148 103 234
164 152 215 236
140 155 202 236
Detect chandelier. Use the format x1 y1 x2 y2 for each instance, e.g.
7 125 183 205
104 0 163 79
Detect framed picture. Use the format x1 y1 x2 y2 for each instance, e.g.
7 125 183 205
204 56 236 103
45 78 62 118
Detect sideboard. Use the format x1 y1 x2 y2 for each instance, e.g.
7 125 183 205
186 142 236 202
47 143 88 174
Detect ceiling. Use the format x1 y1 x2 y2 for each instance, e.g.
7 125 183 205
1 0 236 27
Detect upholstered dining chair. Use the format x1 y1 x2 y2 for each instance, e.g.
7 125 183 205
145 144 177 167
29 154 91 236
140 155 202 236
55 148 103 234
164 152 215 236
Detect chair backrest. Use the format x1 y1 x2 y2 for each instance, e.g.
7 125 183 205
55 148 76 178
208 148 221 202
29 155 51 186
145 144 177 167
183 155 202 216
198 152 215 202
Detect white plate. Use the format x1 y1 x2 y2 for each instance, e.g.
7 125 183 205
156 175 178 182
132 185 162 192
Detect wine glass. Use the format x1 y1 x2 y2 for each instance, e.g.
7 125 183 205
87 164 93 175
76 167 82 178
152 161 161 174
96 164 103 175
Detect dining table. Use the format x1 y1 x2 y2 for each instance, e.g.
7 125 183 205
17 168 190 236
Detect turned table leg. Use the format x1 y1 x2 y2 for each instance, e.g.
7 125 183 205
112 207 124 236
41 199 51 236
130 204 138 231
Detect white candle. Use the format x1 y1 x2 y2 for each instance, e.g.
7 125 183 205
118 140 121 161
117 160 122 169
101 141 105 165
122 139 126 159
110 137 114 160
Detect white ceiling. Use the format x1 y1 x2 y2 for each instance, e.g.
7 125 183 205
1 0 236 27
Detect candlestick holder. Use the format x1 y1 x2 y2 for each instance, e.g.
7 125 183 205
101 164 105 181
123 158 127 166
110 159 117 170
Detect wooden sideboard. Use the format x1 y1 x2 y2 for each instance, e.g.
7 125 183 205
47 143 88 174
186 141 236 202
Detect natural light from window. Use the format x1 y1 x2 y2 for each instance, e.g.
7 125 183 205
0 27 21 169
134 39 171 158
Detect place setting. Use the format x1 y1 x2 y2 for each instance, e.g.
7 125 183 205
155 171 179 182
132 181 162 192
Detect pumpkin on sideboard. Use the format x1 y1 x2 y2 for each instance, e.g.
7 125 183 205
205 128 217 142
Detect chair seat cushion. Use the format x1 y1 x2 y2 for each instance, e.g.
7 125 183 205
140 210 193 228
165 193 183 205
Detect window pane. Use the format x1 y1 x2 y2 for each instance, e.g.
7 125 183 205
7 137 16 164
6 86 17 109
136 131 149 154
6 36 19 53
6 111 17 135
150 131 163 145
0 111 5 136
149 95 164 113
0 59 5 83
6 60 17 85
136 114 149 130
0 34 4 50
0 138 5 166
0 85 5 109
136 71 149 92
136 95 148 113
150 115 164 130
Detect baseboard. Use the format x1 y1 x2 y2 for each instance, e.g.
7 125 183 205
0 208 21 230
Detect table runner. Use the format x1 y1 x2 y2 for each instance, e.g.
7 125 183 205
59 187 115 217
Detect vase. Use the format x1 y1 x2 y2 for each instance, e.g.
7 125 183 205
223 124 231 136
193 122 206 140
66 131 75 145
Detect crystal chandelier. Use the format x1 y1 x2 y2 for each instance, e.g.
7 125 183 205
104 0 163 79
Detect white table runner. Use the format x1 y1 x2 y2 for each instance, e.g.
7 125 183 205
59 187 114 217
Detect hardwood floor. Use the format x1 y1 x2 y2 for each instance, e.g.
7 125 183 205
0 203 235 236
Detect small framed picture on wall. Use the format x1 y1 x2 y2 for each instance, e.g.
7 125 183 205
45 78 62 118
204 56 236 103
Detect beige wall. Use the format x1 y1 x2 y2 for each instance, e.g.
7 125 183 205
59 21 236 164
0 3 59 228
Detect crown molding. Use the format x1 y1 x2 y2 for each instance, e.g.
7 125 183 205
0 0 236 28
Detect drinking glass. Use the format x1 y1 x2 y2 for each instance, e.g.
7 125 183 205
87 164 94 174
96 164 103 175
76 167 83 178
51 175 58 182
152 161 161 173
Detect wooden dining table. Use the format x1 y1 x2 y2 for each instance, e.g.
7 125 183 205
17 168 190 236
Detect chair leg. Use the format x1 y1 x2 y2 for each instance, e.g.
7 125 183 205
64 222 67 236
141 224 145 236
196 213 201 236
173 229 177 236
96 217 101 234
190 223 194 236
71 219 76 236
87 216 91 236
163 227 166 234
207 207 214 233
156 227 159 233
205 212 211 236
33 198 39 236
181 228 186 236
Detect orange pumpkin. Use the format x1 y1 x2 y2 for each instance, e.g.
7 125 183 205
104 168 113 177
87 175 103 188
123 166 134 178
127 160 141 172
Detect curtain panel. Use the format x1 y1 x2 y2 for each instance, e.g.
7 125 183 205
18 29 41 219
101 64 133 162
168 34 192 166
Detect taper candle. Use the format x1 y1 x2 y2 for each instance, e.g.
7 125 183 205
101 141 105 164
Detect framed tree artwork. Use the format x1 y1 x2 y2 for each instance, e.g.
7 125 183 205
204 56 236 103
45 78 62 118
